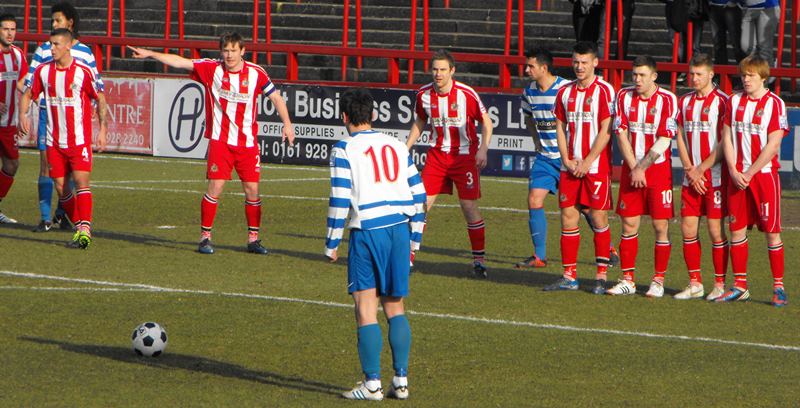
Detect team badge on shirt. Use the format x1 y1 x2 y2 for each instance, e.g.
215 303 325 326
756 109 763 117
242 79 249 87
560 194 567 202
450 103 458 111
650 107 657 115
702 107 710 114
585 97 592 105
211 163 218 172
619 201 626 210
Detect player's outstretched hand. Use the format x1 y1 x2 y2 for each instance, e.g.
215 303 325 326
326 249 338 263
127 46 153 59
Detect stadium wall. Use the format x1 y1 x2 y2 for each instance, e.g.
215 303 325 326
18 74 800 189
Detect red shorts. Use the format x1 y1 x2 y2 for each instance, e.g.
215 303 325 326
728 171 781 233
421 149 480 200
47 144 92 178
558 171 612 210
0 127 19 160
680 184 726 219
207 140 261 182
616 164 674 219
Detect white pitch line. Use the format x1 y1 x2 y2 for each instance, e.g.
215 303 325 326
1 270 797 352
91 178 329 184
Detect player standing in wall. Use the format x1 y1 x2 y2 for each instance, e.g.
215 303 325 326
719 56 789 306
19 28 108 249
0 13 26 224
21 2 105 233
547 42 615 294
517 47 619 270
128 32 294 255
326 88 426 400
607 56 679 297
674 53 730 301
406 50 493 278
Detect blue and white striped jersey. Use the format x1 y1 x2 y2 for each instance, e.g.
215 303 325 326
23 40 104 107
325 129 427 257
521 76 568 160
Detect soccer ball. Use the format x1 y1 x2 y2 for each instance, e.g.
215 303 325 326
131 322 168 357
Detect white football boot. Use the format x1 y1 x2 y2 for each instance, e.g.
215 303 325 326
645 280 665 298
607 279 636 295
386 376 409 400
674 284 704 300
342 381 383 401
706 285 726 301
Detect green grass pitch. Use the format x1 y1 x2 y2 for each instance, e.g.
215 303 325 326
1 149 798 406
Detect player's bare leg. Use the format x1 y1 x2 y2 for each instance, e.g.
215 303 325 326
242 181 267 254
198 179 226 254
460 198 486 278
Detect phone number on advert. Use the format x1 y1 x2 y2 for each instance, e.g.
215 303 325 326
260 139 330 161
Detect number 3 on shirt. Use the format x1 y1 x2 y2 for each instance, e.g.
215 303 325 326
365 145 399 182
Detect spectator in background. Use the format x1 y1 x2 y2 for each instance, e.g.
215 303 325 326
666 0 708 70
571 0 605 49
708 0 746 65
605 0 635 59
741 0 780 68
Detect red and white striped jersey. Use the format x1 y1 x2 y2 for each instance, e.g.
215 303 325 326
414 80 487 155
725 90 789 173
191 59 275 148
0 45 27 128
678 88 728 187
552 76 615 174
615 86 679 166
29 59 99 148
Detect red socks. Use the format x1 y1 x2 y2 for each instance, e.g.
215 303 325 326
467 219 486 263
245 199 262 242
561 227 580 278
620 233 638 281
730 237 749 289
201 194 218 238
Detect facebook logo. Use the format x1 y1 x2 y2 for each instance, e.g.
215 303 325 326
515 156 526 171
502 155 513 171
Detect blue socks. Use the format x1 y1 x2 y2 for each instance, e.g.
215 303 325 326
388 315 411 377
37 176 53 222
529 208 547 260
357 324 383 380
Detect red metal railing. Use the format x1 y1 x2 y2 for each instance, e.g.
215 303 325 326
17 0 800 95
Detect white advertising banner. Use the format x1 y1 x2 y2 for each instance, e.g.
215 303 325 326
152 78 209 159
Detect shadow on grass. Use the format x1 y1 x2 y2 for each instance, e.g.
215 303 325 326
20 336 343 396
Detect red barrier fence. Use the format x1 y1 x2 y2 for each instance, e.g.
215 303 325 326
17 1 800 95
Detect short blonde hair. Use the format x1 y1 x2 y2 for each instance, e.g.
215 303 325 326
739 55 770 80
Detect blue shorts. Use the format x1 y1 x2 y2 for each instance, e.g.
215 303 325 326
528 153 561 194
347 222 410 297
37 107 48 151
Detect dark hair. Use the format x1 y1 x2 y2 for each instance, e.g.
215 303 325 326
51 2 79 36
689 53 714 69
632 55 657 72
431 49 455 69
219 32 245 49
50 27 74 41
572 41 597 57
524 47 553 70
339 88 374 126
0 14 16 25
